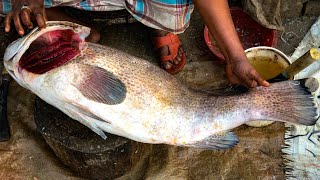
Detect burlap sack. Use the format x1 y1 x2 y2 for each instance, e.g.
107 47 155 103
242 0 307 30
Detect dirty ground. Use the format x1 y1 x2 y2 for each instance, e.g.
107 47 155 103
0 9 318 180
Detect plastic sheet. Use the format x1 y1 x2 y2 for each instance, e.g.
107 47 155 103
282 16 320 179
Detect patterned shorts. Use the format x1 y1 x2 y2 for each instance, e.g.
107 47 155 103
0 0 194 33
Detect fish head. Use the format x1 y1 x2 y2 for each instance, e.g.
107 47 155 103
3 21 90 87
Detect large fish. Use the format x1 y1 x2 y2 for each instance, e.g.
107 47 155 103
3 21 319 150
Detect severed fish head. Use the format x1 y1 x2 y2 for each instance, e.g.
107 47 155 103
3 21 90 87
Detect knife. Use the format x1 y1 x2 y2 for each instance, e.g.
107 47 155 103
269 47 320 83
0 69 11 141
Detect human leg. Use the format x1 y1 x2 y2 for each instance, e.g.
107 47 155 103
151 29 186 74
124 0 194 74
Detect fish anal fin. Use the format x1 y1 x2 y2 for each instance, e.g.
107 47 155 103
183 131 239 150
73 64 126 105
66 109 107 139
70 102 111 124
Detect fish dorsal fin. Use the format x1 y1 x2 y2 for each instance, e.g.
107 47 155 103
74 64 126 105
184 131 239 150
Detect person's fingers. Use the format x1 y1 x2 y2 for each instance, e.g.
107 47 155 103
250 80 258 88
227 75 241 86
260 79 270 87
4 12 13 32
20 9 33 29
235 69 256 88
13 12 24 35
242 76 255 88
33 8 47 29
35 13 46 29
225 65 240 85
249 70 270 87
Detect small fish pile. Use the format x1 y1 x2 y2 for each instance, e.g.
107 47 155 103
3 21 319 150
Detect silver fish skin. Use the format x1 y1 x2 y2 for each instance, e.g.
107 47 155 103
3 21 319 150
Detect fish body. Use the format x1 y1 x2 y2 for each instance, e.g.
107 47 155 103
3 21 319 150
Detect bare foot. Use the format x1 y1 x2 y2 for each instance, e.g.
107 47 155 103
46 7 101 43
151 29 185 74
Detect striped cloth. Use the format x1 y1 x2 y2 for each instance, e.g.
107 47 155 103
0 0 194 33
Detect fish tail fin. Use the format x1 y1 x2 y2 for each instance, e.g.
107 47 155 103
252 78 319 126
183 131 239 150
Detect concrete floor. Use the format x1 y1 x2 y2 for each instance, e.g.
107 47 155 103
0 10 318 179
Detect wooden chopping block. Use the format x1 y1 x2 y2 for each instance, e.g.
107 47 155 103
34 97 146 179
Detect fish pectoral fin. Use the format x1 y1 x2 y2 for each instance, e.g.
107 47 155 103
184 131 239 150
66 109 107 139
73 64 126 105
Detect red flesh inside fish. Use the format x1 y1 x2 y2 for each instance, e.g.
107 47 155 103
19 29 83 74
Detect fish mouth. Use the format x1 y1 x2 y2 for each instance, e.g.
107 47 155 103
18 28 85 74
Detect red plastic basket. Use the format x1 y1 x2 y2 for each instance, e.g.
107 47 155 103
204 8 278 61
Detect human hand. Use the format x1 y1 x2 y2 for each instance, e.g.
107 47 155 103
4 0 47 36
225 59 270 88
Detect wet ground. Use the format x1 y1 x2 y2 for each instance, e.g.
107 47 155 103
0 10 318 180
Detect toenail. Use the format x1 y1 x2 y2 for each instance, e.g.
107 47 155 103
164 62 173 69
174 60 179 65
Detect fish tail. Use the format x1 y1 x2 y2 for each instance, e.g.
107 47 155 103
251 78 319 126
